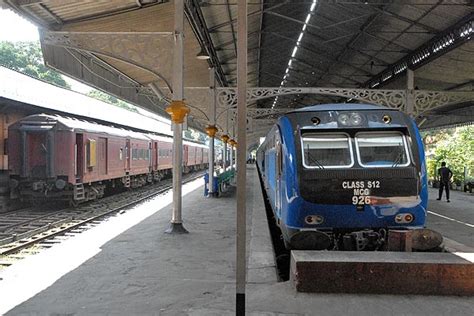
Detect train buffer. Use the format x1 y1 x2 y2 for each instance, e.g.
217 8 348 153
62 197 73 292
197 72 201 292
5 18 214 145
204 169 235 197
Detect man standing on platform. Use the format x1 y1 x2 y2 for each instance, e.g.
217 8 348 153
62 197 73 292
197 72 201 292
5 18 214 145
437 162 453 203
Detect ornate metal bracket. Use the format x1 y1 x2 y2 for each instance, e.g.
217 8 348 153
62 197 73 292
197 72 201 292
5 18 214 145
41 31 174 90
183 87 474 133
414 90 474 115
216 87 406 110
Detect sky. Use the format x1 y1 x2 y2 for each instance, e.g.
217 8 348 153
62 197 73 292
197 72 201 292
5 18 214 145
0 9 39 42
0 8 93 94
0 8 172 125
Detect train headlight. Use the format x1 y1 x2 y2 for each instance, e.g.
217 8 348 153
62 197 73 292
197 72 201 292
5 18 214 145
350 112 363 125
338 113 350 126
305 215 324 225
395 213 414 224
311 116 320 125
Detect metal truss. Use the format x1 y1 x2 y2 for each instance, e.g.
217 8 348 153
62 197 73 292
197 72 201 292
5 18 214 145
365 13 473 88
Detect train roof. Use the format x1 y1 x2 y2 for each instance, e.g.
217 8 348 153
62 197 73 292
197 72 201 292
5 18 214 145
16 114 152 141
288 103 394 113
14 114 209 148
0 66 173 137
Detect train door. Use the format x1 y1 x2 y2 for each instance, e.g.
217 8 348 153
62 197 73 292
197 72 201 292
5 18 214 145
23 130 54 179
275 138 282 218
125 139 130 170
75 134 84 182
153 142 158 170
98 137 108 176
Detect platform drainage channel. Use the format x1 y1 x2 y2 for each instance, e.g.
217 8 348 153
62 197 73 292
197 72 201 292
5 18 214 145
257 170 290 281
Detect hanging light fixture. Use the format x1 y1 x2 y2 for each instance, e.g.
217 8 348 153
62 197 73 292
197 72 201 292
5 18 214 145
196 47 210 60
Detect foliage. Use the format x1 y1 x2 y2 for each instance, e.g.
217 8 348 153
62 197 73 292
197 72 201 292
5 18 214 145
0 41 70 88
184 128 207 143
87 90 138 113
423 126 474 184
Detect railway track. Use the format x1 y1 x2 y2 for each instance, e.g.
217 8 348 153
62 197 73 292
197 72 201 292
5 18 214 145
0 172 204 265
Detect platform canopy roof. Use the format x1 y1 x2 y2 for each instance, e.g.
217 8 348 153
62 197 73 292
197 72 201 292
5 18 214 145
1 0 473 144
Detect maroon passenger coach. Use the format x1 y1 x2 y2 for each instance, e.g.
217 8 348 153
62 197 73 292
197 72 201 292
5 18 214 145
9 114 208 205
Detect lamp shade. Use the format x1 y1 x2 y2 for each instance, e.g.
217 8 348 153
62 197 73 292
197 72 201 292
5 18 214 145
196 47 210 60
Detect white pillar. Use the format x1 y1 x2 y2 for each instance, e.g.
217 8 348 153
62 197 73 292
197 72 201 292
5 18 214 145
236 0 247 314
207 68 217 196
165 0 188 234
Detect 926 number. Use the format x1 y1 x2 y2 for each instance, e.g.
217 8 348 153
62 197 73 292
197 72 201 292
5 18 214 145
352 196 370 205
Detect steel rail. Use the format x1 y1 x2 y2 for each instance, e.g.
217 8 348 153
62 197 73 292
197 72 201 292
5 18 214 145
0 172 204 256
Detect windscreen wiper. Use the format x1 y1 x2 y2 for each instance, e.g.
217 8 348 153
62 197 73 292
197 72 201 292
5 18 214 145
306 144 324 169
391 149 404 167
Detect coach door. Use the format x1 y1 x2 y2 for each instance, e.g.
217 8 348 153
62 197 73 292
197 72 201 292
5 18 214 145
75 134 84 182
98 137 108 176
153 142 158 170
125 139 130 170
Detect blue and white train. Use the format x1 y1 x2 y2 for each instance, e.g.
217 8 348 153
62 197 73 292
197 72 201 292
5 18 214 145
256 104 432 251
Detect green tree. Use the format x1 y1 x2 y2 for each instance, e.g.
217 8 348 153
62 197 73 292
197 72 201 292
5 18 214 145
424 126 474 184
183 128 207 143
87 90 138 113
0 41 70 88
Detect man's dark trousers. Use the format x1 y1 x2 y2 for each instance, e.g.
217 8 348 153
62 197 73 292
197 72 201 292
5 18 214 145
439 181 450 200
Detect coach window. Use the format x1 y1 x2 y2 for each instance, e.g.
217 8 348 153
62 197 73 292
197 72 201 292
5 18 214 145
355 132 410 168
301 133 353 169
119 148 123 160
86 139 97 167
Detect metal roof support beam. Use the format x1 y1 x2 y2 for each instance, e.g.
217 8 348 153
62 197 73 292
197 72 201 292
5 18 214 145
207 1 288 33
265 10 321 30
225 0 238 58
268 32 373 77
364 13 474 88
186 0 228 86
371 6 440 34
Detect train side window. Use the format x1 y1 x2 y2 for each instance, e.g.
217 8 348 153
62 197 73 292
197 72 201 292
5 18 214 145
86 139 97 167
119 148 123 160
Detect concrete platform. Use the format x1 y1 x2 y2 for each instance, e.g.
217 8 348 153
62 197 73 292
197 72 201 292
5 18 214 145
2 166 474 315
291 251 474 295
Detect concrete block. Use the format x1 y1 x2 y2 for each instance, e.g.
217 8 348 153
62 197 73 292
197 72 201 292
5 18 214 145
291 251 474 295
